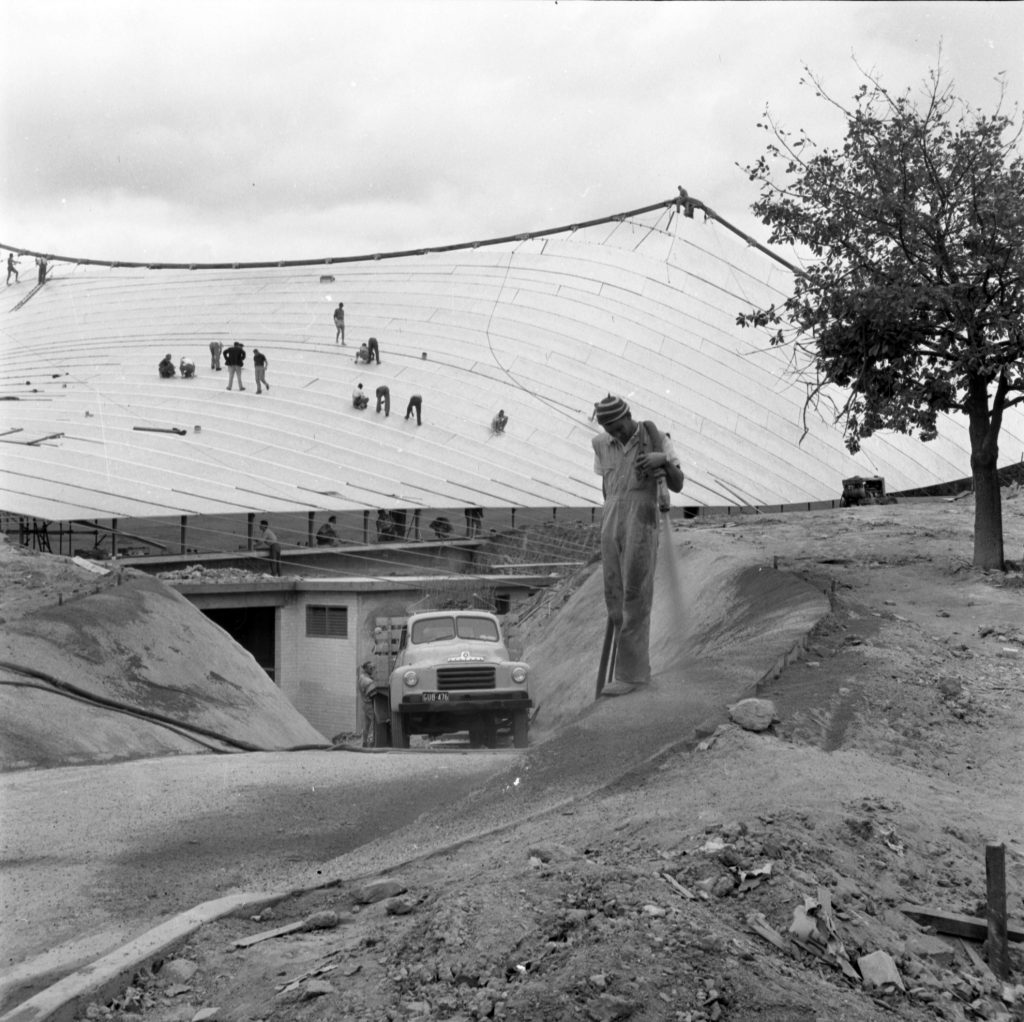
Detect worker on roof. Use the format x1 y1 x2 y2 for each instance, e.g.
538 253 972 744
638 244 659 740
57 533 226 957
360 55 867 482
255 519 281 576
316 515 340 546
224 341 246 391
333 302 345 344
158 354 176 378
179 356 196 378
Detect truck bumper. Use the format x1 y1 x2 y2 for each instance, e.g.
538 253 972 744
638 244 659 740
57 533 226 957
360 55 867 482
396 693 532 717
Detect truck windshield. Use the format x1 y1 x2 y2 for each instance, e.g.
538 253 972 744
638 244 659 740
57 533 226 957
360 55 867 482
410 616 500 643
456 617 500 641
411 618 456 643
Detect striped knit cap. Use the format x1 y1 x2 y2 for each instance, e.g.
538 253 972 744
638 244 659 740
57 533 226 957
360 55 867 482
594 394 630 426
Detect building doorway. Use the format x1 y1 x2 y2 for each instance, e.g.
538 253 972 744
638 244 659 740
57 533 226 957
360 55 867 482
202 605 277 682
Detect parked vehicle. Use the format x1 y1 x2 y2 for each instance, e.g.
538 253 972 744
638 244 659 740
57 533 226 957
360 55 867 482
374 610 532 748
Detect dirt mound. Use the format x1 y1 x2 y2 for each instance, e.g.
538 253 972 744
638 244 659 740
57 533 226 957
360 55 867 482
0 541 327 769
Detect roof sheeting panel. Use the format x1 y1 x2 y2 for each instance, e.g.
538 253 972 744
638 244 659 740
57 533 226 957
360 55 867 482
2 204 1022 523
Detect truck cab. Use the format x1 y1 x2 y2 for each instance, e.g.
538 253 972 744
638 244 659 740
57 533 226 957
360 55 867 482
382 610 532 748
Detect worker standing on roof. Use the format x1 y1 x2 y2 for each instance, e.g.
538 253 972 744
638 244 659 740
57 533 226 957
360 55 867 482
209 340 223 371
256 519 282 576
224 341 246 391
367 336 381 364
591 395 684 697
333 302 345 344
253 348 270 394
6 253 19 285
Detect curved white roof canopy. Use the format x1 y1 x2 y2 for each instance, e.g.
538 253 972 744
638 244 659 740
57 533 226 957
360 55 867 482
2 198 1021 523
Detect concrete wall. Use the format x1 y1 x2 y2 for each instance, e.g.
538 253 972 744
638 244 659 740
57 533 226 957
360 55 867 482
280 590 358 740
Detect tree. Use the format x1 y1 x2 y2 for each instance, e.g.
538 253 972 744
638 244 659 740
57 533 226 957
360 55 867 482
738 67 1024 569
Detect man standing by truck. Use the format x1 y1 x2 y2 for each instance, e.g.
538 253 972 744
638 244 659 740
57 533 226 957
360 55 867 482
592 394 684 697
358 660 378 747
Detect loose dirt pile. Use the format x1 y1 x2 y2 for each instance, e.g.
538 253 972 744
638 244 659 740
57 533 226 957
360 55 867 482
9 497 1024 1021
0 545 327 770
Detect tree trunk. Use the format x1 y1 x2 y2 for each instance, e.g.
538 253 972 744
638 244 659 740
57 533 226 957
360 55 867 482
972 458 1004 569
967 381 1004 570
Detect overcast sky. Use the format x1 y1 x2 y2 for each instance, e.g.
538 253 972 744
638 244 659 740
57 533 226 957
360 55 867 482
1 1 1020 264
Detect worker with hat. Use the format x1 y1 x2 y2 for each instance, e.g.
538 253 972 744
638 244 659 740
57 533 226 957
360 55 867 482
591 394 684 696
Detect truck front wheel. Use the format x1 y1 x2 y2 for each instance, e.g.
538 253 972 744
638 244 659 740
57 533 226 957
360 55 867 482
512 709 529 749
390 712 409 749
468 716 497 749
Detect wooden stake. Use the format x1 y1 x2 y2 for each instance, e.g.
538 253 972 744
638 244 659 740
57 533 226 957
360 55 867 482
986 842 1011 979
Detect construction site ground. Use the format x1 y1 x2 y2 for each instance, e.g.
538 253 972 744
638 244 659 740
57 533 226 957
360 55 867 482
3 496 1024 1022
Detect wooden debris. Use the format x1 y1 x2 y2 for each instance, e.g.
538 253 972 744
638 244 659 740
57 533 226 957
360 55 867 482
133 426 187 435
233 920 306 948
746 911 790 953
275 962 338 994
660 872 696 900
986 842 1011 979
899 904 1024 944
232 909 343 949
959 938 998 982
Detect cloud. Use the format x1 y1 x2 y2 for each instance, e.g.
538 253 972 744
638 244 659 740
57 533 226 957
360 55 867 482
2 0 1020 263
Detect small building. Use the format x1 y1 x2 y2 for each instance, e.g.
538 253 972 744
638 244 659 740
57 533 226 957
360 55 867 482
163 569 554 740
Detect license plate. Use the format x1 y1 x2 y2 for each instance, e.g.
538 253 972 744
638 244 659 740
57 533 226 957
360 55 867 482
423 692 450 703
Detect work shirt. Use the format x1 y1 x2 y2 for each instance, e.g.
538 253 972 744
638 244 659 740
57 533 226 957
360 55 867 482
592 423 679 501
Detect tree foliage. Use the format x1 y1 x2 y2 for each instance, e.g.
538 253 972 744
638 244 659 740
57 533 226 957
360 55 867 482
738 67 1024 456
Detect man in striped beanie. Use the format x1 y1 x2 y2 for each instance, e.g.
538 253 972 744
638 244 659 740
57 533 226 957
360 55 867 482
592 394 684 696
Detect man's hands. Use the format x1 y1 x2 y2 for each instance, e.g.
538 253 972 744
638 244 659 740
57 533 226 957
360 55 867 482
637 451 668 471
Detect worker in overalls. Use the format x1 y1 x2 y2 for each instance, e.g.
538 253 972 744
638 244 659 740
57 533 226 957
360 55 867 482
592 395 684 696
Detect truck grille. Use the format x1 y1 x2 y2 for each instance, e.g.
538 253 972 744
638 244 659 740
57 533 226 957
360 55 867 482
437 666 497 690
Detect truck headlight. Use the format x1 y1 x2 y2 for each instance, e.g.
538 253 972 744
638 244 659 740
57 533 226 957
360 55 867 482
511 666 528 684
402 670 419 688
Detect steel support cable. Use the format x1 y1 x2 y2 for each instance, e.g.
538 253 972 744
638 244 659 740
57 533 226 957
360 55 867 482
0 660 332 752
0 197 682 271
4 189 801 534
